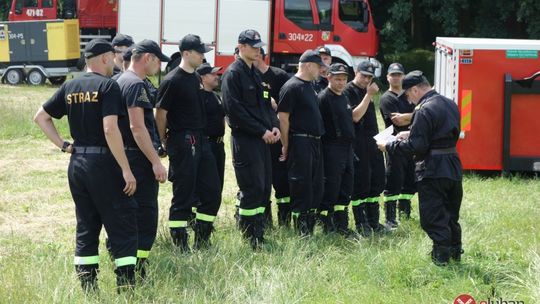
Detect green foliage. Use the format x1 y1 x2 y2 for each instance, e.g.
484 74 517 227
385 49 435 83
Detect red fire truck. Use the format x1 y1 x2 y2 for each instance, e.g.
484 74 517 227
118 0 380 73
8 0 118 45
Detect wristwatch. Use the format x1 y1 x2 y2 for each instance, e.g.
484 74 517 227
61 141 71 153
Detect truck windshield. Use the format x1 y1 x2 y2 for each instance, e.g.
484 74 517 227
316 0 332 27
338 0 368 32
285 0 316 30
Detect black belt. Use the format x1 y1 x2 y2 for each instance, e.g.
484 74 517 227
430 147 457 155
207 136 224 143
72 146 110 154
292 133 321 139
124 146 140 151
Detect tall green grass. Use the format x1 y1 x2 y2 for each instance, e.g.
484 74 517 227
0 84 538 303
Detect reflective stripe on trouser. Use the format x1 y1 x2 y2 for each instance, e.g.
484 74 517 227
334 205 348 211
276 197 291 204
196 212 216 222
384 195 400 202
74 255 99 265
351 198 368 206
137 250 150 259
169 220 188 228
239 207 266 217
115 256 137 267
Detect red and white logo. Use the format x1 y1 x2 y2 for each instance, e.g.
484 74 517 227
454 294 476 304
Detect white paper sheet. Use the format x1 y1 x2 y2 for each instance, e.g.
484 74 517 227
373 126 396 142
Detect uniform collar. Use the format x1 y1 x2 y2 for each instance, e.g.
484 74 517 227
417 90 438 107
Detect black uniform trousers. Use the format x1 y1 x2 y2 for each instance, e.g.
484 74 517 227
351 136 385 203
69 152 137 268
418 178 462 247
321 143 354 212
167 130 221 227
384 152 417 200
208 137 225 192
232 132 272 217
288 136 324 214
270 141 290 203
126 149 158 260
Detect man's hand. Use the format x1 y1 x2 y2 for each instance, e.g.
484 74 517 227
262 130 276 144
279 145 288 162
64 143 74 154
272 127 281 142
367 82 379 97
396 131 410 141
376 140 387 153
152 162 168 183
391 113 411 127
122 170 137 196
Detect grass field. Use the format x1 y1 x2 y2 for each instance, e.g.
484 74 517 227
0 84 538 303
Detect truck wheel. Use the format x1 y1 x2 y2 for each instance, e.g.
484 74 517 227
49 76 67 85
4 69 24 85
27 69 46 85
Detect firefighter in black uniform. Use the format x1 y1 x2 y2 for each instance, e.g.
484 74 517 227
343 60 385 235
278 50 326 236
377 70 463 266
379 63 417 229
196 62 226 191
222 29 280 249
312 46 332 93
156 34 222 251
117 39 170 278
318 63 355 235
34 39 138 291
111 33 134 76
254 48 291 227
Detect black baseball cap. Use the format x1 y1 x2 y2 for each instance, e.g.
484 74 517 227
328 63 349 75
179 34 213 53
133 39 171 62
299 50 328 67
238 29 266 48
122 45 134 61
402 70 428 91
84 39 118 59
387 62 405 75
196 62 222 75
316 46 331 56
357 60 375 76
112 33 134 47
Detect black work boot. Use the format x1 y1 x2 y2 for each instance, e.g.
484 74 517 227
135 258 147 281
307 210 317 235
384 201 399 230
333 209 354 237
115 264 135 293
193 220 214 250
353 205 372 236
398 199 412 219
319 211 335 234
75 265 99 293
431 244 451 266
188 209 197 230
293 213 311 236
277 204 292 227
366 203 385 233
264 203 273 229
240 216 262 250
252 214 265 250
170 228 190 253
450 244 464 262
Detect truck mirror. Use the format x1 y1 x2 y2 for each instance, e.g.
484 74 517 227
362 2 369 25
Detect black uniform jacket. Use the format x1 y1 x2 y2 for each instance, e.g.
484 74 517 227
386 90 462 182
222 58 279 137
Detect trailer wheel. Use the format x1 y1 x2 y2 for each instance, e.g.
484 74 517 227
27 69 46 85
4 69 24 85
49 76 67 85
